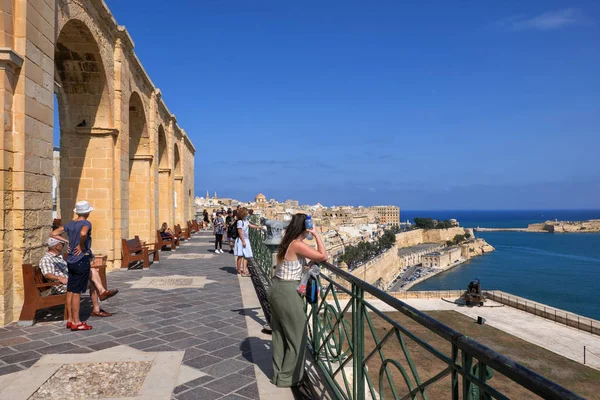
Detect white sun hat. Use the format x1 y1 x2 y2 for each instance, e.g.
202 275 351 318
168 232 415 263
73 200 94 214
47 237 68 247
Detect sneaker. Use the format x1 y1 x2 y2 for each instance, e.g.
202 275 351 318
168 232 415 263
219 249 224 253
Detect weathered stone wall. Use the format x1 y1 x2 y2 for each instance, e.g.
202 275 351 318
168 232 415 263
395 229 424 248
395 227 471 248
347 249 402 289
0 0 196 325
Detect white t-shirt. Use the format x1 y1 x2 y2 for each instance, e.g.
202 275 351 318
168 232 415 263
237 220 249 240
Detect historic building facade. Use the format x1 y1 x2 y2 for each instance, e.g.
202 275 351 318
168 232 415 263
0 0 196 325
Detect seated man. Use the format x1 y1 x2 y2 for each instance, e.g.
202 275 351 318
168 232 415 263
40 237 118 325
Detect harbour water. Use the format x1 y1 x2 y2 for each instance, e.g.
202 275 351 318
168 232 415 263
403 210 600 320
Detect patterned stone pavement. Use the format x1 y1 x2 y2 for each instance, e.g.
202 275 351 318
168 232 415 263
0 232 263 399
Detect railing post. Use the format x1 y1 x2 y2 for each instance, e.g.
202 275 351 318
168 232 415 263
452 344 459 400
352 283 365 400
462 351 473 399
312 286 320 361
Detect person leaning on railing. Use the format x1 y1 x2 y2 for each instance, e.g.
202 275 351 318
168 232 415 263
269 213 328 388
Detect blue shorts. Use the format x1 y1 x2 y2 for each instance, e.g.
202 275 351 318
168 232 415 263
67 256 91 294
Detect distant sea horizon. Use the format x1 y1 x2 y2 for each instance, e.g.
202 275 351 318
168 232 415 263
400 209 600 320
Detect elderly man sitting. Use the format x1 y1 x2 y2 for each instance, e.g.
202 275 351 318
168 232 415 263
40 237 118 325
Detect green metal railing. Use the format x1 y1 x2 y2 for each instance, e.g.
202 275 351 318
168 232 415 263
248 231 584 400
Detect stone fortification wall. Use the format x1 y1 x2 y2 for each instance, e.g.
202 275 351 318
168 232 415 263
461 238 495 258
395 227 474 248
422 227 471 243
395 229 424 248
347 249 401 290
346 228 495 292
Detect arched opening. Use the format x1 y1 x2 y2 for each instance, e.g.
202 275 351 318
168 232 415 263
173 143 184 224
128 92 152 241
55 19 112 235
157 125 171 226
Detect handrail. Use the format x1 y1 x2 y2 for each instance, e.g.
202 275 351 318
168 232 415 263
316 261 582 400
248 232 585 400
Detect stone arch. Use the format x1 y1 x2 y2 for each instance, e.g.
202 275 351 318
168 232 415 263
157 125 171 226
128 91 152 241
174 143 182 174
55 18 113 220
158 125 168 168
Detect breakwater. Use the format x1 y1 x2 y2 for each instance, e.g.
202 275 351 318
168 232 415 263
475 219 600 233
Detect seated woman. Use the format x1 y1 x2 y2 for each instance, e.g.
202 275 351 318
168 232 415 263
268 213 328 387
159 222 175 238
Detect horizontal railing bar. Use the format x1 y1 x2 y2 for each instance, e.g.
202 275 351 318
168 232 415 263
362 298 454 365
317 261 585 400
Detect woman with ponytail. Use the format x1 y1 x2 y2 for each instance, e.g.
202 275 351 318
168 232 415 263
269 213 328 387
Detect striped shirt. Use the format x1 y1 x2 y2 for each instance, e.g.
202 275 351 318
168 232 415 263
39 252 68 294
275 257 306 281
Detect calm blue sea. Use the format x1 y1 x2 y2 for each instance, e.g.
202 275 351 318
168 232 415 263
402 210 600 320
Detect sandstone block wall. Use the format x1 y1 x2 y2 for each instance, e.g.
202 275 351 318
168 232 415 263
0 0 196 325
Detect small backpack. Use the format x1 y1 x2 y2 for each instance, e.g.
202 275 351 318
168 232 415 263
228 220 240 239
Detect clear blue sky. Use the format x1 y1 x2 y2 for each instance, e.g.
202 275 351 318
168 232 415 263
58 1 600 209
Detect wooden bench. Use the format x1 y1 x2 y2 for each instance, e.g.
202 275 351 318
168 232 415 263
19 261 108 326
187 220 198 235
174 224 190 241
121 236 159 270
192 220 201 232
157 229 178 251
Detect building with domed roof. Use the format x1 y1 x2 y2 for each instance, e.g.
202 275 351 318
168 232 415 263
255 193 267 203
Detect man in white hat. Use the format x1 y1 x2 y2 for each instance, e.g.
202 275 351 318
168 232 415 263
40 237 116 325
51 200 115 331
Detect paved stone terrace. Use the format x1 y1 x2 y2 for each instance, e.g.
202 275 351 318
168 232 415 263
0 232 263 399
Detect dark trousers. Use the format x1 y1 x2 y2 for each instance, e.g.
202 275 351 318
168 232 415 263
215 234 223 249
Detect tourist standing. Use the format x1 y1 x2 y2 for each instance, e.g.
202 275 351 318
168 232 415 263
225 209 235 254
203 209 209 229
234 207 264 276
213 211 225 253
269 213 328 387
50 200 96 331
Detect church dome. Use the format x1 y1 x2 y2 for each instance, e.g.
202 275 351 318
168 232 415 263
255 193 267 202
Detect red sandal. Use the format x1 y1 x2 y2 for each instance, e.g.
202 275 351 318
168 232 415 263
71 322 93 331
66 321 72 329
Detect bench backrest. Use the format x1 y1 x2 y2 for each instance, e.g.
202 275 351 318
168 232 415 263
22 264 46 293
122 236 143 254
157 230 172 242
174 224 182 235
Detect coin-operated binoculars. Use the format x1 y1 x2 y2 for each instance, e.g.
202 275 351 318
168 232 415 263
261 218 290 270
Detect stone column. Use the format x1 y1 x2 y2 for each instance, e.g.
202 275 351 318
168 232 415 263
0 48 24 325
1 0 56 324
174 176 184 225
128 154 153 243
60 128 118 262
159 168 172 226
112 35 126 269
